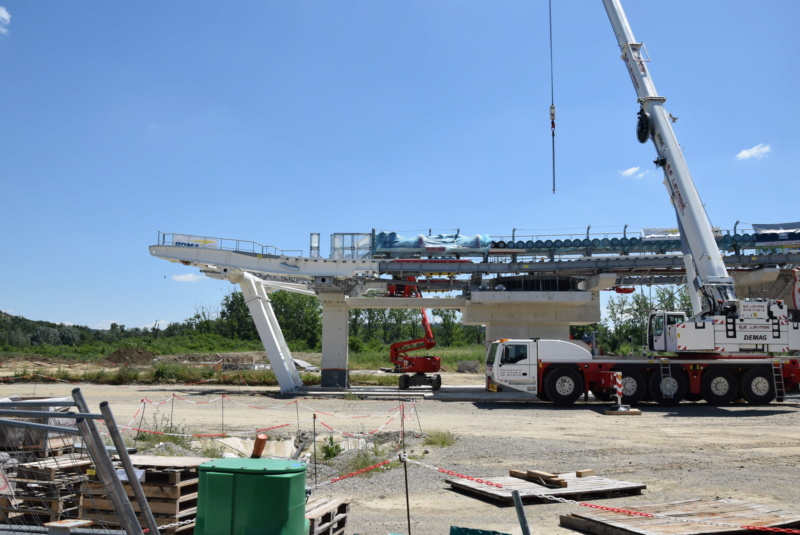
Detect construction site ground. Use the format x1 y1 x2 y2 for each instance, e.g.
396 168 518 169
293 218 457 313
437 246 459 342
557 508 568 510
0 359 798 534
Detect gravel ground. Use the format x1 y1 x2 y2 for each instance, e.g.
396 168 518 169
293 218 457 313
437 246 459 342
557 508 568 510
2 377 799 535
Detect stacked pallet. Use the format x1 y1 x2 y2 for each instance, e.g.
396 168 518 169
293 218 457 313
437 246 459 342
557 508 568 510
0 455 92 524
306 497 350 535
81 456 210 534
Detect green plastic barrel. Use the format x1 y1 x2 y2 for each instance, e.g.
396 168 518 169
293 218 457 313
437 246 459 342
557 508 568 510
195 458 309 535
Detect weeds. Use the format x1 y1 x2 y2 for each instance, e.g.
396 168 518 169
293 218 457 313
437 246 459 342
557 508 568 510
321 436 342 460
131 411 193 451
423 429 455 447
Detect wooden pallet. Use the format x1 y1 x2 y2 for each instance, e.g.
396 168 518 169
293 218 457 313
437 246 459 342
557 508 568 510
82 508 196 533
560 498 800 535
447 471 645 505
0 495 82 520
0 455 90 525
306 498 350 535
81 456 208 535
16 455 92 480
82 477 199 502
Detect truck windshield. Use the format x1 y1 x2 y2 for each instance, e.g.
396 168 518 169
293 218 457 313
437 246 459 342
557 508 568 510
486 342 499 366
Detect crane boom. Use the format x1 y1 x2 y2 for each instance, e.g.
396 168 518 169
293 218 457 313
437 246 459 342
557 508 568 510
602 0 738 319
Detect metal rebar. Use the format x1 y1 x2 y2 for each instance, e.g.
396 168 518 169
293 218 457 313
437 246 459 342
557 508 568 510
74 416 142 535
0 409 102 420
512 490 531 535
0 400 76 407
100 401 161 535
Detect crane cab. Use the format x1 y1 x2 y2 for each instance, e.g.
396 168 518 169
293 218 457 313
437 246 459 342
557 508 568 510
647 311 687 352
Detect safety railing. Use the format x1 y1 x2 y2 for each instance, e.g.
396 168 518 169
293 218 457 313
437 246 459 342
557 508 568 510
155 231 303 257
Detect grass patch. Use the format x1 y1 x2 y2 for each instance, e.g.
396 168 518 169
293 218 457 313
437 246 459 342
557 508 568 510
423 429 455 447
348 345 484 372
348 373 400 387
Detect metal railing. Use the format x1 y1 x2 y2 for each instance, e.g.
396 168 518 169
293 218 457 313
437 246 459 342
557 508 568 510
155 231 303 257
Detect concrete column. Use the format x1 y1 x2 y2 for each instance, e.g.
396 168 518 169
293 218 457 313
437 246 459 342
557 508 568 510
319 290 349 388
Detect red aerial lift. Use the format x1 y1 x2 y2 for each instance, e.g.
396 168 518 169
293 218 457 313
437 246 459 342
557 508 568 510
387 278 442 390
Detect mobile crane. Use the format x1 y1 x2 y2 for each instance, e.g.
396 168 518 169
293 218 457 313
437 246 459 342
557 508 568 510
387 278 443 390
484 0 800 406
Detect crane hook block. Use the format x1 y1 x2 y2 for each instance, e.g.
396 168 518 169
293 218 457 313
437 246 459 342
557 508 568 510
636 107 651 144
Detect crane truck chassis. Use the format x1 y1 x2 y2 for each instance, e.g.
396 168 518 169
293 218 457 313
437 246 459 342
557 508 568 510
485 339 800 407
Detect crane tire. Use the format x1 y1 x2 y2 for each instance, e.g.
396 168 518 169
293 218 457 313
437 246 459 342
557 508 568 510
648 367 688 406
544 367 584 406
740 367 774 405
701 368 739 405
613 368 647 405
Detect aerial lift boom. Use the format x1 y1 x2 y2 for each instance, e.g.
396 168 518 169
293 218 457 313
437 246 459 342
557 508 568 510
387 279 443 390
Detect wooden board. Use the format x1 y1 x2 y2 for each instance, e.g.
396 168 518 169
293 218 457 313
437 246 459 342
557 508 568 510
83 492 197 515
447 472 645 505
125 455 211 468
82 477 198 500
559 498 800 535
16 455 92 479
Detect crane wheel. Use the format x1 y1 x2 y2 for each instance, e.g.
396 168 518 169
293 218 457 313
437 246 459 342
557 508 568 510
648 367 687 406
740 367 774 405
701 368 739 405
612 368 647 405
544 367 584 406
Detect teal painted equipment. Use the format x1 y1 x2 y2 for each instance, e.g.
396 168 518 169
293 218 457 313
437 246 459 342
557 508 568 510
195 458 309 535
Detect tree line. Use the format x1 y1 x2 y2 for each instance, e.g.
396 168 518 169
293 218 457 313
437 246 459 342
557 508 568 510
0 286 691 358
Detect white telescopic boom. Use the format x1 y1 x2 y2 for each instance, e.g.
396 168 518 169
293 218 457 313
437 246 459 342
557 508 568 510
602 0 738 318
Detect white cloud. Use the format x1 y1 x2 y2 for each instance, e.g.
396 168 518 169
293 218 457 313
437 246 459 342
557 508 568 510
621 167 640 177
172 273 204 283
621 167 649 178
736 143 771 160
0 7 10 35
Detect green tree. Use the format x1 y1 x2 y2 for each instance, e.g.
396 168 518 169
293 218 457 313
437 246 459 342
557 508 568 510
432 309 463 347
218 292 258 340
268 291 322 350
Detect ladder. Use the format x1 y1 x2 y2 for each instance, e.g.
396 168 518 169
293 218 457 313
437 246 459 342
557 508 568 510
772 360 786 402
659 359 673 399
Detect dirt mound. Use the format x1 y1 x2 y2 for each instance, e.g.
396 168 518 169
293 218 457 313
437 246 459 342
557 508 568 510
107 348 155 365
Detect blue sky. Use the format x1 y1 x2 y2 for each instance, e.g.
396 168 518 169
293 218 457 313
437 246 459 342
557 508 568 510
2 1 798 330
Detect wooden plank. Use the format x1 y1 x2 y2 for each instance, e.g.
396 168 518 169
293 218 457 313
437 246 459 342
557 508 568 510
83 493 198 515
559 498 800 535
509 469 567 488
82 478 198 500
126 455 211 468
577 469 596 478
448 473 645 505
82 506 196 525
527 470 558 479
